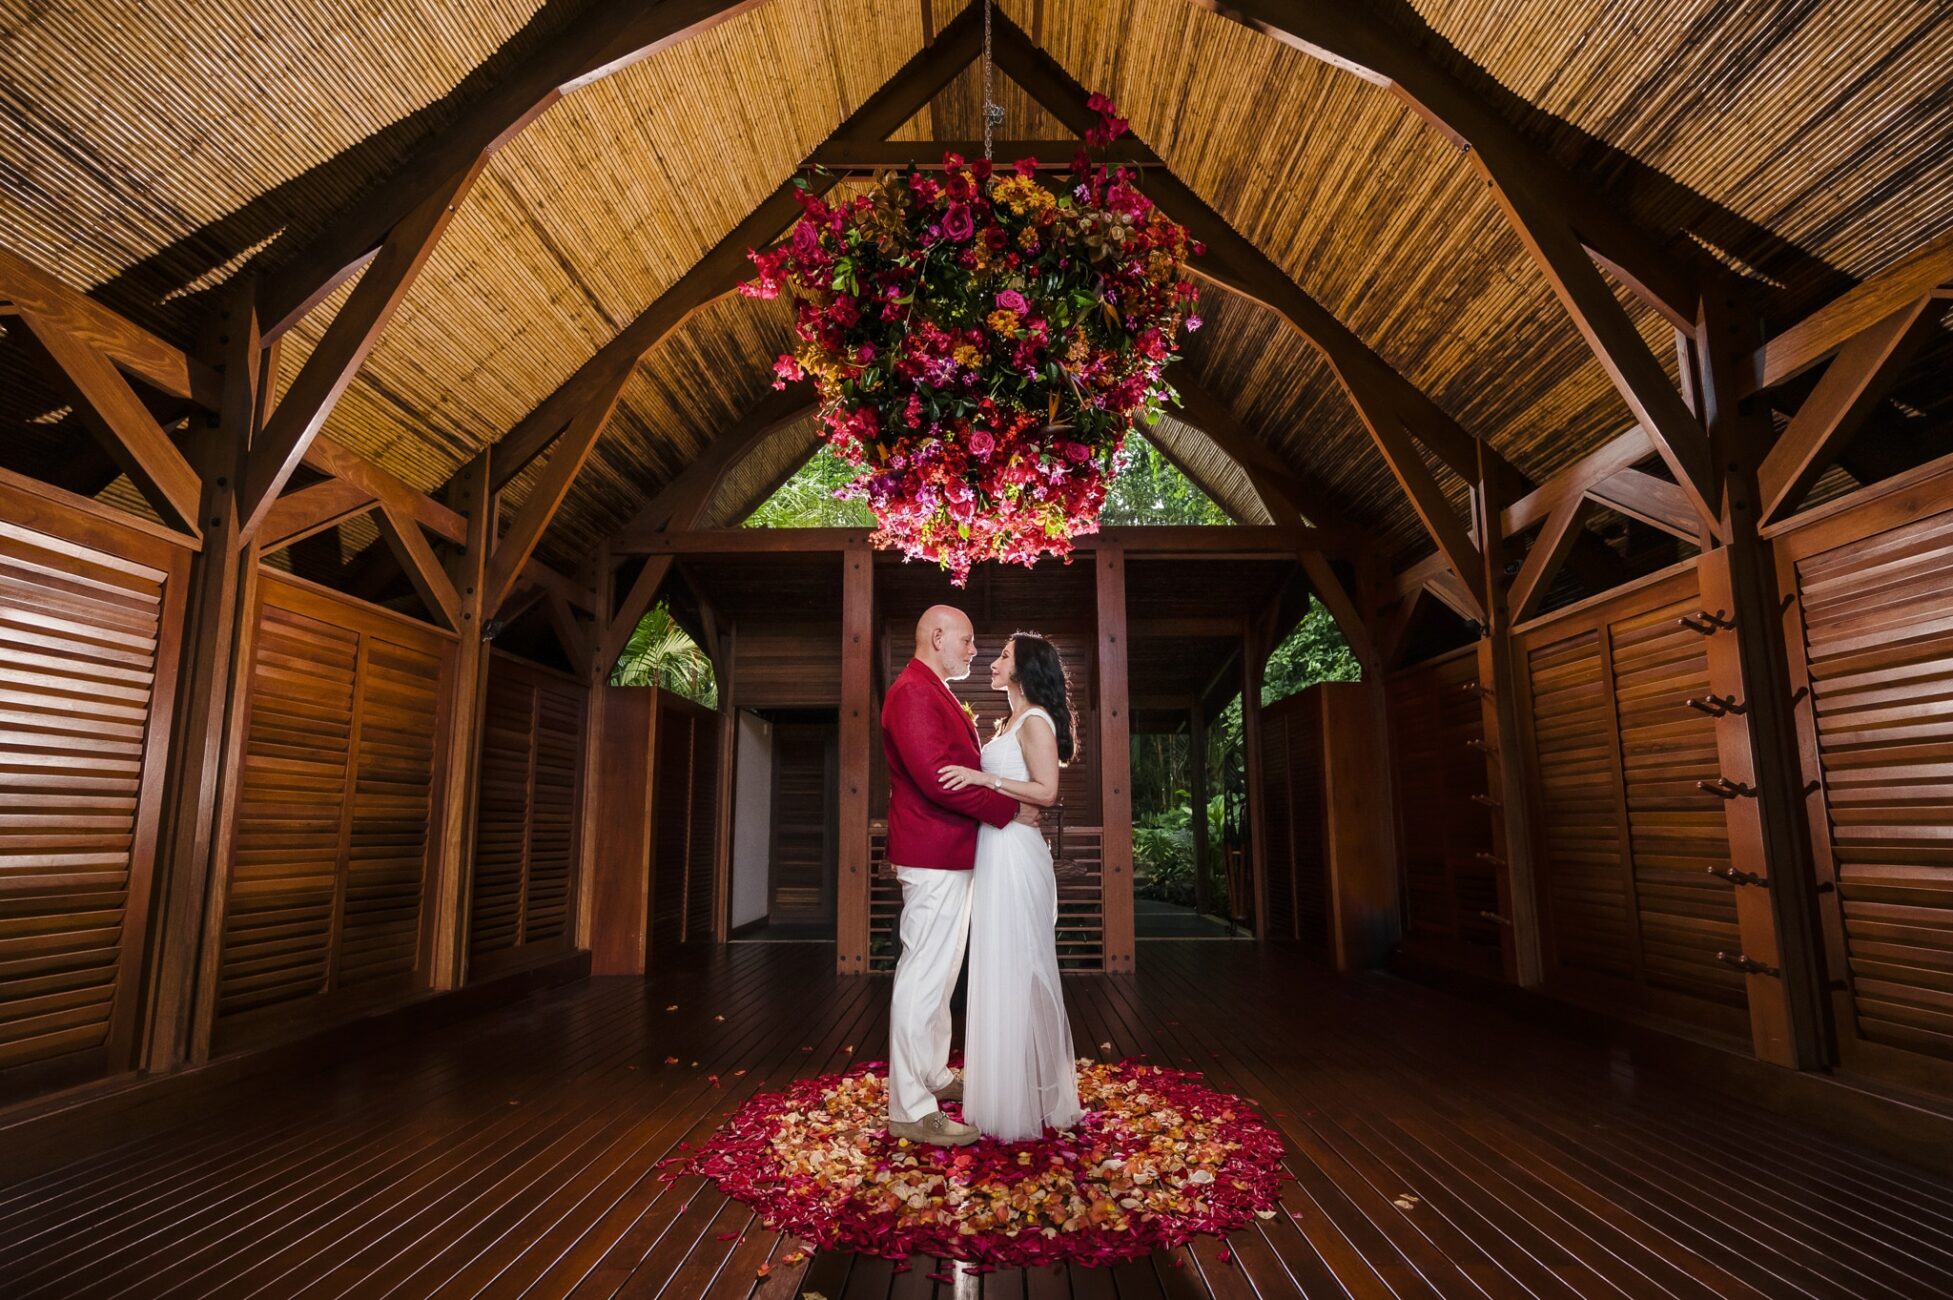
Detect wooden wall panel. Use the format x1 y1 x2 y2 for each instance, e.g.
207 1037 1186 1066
468 651 586 979
648 690 720 962
1385 648 1502 974
1515 566 1748 1038
732 625 840 708
1259 703 1296 940
0 477 190 1098
1780 481 1953 1091
213 574 451 1051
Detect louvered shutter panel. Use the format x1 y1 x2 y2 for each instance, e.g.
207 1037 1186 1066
469 667 533 958
220 602 356 1020
336 636 439 987
525 679 582 944
1608 596 1744 1008
217 577 449 1047
1526 629 1634 977
0 507 183 1088
1793 504 1953 1066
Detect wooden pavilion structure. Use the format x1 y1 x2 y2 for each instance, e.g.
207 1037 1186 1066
3 1 1952 1294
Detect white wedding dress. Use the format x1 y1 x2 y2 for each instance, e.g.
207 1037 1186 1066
962 706 1084 1141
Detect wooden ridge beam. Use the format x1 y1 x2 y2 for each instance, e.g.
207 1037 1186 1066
1744 229 1953 395
256 0 770 337
810 138 1156 171
242 166 479 537
1187 0 1699 328
609 523 1338 556
375 497 462 630
1756 296 1941 524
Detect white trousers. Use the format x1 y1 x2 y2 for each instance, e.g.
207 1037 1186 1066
886 865 973 1123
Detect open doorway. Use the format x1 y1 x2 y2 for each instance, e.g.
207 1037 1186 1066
729 708 839 942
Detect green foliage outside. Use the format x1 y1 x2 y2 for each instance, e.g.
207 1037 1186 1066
742 445 876 529
1098 433 1232 526
1130 598 1360 914
611 601 717 707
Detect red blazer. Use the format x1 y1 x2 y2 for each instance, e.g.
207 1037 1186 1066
881 657 1018 869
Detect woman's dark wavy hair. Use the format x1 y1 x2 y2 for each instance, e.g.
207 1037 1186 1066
1007 632 1077 763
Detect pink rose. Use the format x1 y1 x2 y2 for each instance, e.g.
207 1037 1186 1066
942 202 974 243
968 429 996 460
995 289 1029 314
1063 441 1092 464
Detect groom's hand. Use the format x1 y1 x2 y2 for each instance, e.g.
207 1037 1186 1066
1014 802 1041 826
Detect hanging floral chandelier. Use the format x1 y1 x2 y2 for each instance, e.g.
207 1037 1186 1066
741 13 1200 583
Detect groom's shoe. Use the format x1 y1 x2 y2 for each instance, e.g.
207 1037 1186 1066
888 1110 981 1147
933 1069 963 1102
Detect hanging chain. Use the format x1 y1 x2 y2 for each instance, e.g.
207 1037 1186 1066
981 0 1003 160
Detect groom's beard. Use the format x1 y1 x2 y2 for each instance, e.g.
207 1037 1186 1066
946 662 974 681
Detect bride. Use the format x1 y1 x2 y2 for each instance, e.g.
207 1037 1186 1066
937 633 1084 1141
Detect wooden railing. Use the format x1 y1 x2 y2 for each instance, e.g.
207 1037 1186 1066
868 821 1106 973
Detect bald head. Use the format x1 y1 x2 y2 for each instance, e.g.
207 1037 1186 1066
915 604 979 681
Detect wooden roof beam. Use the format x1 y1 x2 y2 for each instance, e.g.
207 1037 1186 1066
596 386 818 670
254 0 772 337
1744 230 1953 395
1187 0 1699 329
241 164 479 537
1501 424 1653 535
1168 370 1360 533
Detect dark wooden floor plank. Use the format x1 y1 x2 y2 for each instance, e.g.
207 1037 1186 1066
5 941 1952 1300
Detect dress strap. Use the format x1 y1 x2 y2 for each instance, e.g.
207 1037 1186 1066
1010 705 1055 736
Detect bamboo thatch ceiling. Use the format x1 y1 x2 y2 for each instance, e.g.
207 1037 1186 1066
1 0 1948 573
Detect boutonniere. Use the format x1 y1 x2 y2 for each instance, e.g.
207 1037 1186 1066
959 700 979 729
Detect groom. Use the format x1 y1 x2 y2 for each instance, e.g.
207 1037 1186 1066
882 604 1036 1146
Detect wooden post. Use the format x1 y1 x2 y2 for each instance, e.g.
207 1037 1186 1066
143 287 264 1071
713 625 738 944
1189 703 1210 918
1097 545 1135 973
1695 295 1833 1069
573 543 615 951
836 542 874 974
427 453 493 989
1472 456 1546 987
1240 617 1270 941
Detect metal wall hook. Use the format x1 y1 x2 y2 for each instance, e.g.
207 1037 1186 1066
1677 608 1736 635
1697 777 1757 799
1459 681 1494 700
1470 793 1502 810
1478 911 1512 928
1685 694 1745 717
1473 851 1507 868
1707 865 1769 888
1716 951 1780 977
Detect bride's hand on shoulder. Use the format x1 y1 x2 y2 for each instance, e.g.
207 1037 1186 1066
938 764 989 791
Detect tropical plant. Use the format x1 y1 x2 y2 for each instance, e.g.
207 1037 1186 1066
611 601 717 707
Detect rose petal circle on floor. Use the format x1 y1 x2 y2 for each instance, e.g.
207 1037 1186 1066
660 1058 1289 1269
